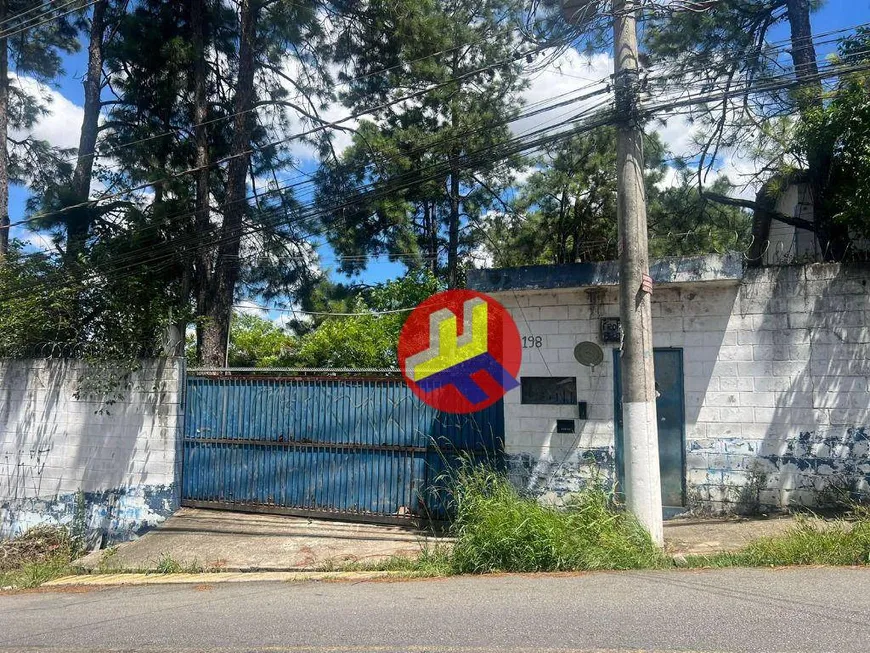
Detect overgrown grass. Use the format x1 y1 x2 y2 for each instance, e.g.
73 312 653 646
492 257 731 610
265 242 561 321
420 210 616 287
0 526 83 590
688 509 870 568
448 464 667 573
342 465 870 576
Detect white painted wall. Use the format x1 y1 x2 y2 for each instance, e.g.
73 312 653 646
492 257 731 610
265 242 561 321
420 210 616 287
493 263 870 512
764 183 817 265
0 358 183 541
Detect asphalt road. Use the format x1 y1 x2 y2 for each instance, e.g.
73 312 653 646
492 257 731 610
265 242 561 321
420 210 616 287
0 567 868 653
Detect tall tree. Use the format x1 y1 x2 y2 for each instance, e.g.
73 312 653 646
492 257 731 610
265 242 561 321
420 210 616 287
190 0 211 360
318 0 528 286
199 0 258 366
65 0 108 262
0 0 80 261
198 0 327 366
643 0 848 258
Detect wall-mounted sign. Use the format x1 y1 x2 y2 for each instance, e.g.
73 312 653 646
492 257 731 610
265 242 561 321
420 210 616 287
520 376 577 405
600 317 622 344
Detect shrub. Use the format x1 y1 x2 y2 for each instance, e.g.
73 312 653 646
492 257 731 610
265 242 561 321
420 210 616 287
0 525 82 589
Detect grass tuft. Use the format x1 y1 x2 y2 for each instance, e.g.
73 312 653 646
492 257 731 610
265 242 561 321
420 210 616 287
448 463 667 574
151 554 205 574
0 525 83 590
688 508 870 568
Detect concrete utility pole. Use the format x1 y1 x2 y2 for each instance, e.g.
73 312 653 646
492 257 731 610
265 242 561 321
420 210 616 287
612 0 662 545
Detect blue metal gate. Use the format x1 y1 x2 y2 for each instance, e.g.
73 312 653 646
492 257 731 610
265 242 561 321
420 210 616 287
181 373 504 524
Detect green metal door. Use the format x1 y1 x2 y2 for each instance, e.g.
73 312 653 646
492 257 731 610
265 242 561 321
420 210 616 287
613 348 686 517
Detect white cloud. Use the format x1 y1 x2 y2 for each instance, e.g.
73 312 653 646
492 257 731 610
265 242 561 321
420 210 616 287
511 49 768 202
11 77 84 151
512 49 613 139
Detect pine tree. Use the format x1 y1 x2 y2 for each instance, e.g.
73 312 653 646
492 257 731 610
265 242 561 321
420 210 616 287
0 0 81 261
318 0 528 287
643 0 847 258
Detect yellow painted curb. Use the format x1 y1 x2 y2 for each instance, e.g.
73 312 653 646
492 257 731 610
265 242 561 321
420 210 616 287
43 571 402 587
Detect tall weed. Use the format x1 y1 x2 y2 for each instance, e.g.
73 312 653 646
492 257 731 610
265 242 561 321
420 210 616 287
448 463 666 573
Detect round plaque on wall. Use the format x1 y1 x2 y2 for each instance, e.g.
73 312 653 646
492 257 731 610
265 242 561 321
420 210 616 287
574 341 604 367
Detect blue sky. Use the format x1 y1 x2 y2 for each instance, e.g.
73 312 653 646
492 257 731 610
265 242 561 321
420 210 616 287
9 0 870 304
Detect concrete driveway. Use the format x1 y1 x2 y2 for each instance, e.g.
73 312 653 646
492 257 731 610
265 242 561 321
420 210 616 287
77 508 438 572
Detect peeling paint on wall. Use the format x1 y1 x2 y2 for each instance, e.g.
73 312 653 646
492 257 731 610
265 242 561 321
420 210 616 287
476 261 870 515
0 485 177 546
689 427 870 511
507 448 616 505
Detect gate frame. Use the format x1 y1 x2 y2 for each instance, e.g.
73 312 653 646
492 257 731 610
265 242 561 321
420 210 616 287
179 368 504 527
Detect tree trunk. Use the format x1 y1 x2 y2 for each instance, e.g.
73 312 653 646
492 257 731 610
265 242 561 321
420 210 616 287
191 0 211 360
67 0 108 263
201 0 257 367
786 0 846 259
0 0 8 262
423 200 438 276
447 161 460 288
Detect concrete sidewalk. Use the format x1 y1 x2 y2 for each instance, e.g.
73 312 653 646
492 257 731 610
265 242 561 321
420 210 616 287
76 508 440 572
663 514 800 555
75 507 803 572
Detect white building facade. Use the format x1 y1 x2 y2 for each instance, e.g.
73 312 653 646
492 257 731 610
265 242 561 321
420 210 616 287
468 255 870 514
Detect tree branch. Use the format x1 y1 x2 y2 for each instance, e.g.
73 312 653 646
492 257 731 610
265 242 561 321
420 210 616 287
702 191 816 232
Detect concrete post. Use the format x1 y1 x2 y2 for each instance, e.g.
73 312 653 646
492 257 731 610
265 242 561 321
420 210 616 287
613 0 663 545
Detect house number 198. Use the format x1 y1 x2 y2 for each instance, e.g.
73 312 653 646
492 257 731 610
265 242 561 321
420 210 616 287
522 336 543 348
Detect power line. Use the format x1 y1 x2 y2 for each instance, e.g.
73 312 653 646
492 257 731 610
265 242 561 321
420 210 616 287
0 98 617 302
5 54 867 304
4 37 589 232
0 0 74 30
9 53 863 298
0 0 97 39
8 73 615 265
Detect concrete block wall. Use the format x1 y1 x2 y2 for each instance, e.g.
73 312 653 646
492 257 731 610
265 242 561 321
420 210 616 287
0 358 184 543
493 263 870 512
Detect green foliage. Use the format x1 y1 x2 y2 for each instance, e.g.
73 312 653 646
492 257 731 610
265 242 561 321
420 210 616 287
448 463 667 574
292 270 441 368
3 0 82 201
0 240 182 359
0 243 77 357
649 174 752 258
484 128 751 265
319 0 528 283
227 313 294 367
202 271 442 369
797 28 870 240
688 511 870 568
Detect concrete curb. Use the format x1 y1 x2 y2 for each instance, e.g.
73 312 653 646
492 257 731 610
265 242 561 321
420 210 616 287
42 571 404 587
